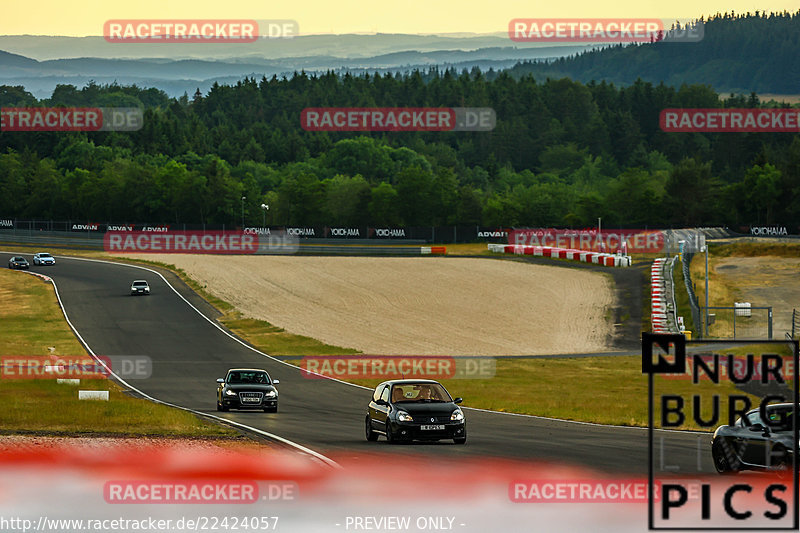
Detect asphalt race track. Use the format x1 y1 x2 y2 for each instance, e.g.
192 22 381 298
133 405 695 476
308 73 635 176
6 253 714 475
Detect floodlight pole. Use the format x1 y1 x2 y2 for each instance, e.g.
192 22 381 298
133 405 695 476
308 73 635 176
261 203 269 226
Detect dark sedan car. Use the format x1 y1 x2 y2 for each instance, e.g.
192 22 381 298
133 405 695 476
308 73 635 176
217 368 279 412
8 256 29 270
711 403 796 474
366 379 466 444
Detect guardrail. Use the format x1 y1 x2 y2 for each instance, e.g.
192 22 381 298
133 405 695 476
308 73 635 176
681 252 702 337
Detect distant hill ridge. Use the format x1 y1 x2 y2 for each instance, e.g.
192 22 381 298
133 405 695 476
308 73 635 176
506 10 800 94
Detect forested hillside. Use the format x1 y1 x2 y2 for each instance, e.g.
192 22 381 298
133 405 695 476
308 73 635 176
0 63 798 228
507 10 800 94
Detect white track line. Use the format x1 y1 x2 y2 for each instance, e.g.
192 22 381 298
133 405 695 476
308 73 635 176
13 258 340 469
13 253 706 438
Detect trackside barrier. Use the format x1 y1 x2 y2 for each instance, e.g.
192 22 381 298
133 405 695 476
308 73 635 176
650 257 681 334
78 390 109 401
420 246 446 255
487 244 630 267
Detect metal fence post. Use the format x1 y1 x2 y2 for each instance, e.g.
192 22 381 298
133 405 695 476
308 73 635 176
768 307 773 339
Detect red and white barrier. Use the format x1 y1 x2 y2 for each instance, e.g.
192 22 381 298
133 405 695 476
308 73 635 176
650 258 675 333
420 246 446 255
487 244 631 267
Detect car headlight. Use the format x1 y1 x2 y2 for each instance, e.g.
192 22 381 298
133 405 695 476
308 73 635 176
397 411 413 422
264 390 277 398
451 409 464 422
224 389 237 396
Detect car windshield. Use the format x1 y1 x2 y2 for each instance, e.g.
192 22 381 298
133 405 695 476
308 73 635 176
39 254 51 258
227 371 269 384
133 281 147 286
391 383 450 403
13 257 25 261
747 407 798 432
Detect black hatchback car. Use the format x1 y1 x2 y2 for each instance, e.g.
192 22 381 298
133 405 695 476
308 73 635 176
366 379 466 444
217 368 279 412
8 256 29 269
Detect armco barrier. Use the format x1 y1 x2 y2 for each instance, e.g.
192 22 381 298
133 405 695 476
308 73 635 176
650 257 682 334
487 244 630 267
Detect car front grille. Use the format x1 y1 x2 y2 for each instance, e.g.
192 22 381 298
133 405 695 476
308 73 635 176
417 415 451 424
238 392 264 404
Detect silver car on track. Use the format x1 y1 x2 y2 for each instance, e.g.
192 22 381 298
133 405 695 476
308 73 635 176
33 253 55 265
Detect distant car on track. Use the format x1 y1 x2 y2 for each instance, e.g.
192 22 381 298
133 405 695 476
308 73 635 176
711 403 795 474
217 369 279 412
8 256 29 270
33 253 55 266
130 280 150 295
366 379 466 444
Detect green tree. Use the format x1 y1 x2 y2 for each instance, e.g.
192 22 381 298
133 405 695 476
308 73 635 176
323 174 371 226
368 182 402 226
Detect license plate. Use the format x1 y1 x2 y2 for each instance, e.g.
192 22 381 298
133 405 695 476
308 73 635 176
242 397 260 403
420 424 445 430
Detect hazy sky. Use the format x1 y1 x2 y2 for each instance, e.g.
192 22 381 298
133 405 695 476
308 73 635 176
1 0 794 36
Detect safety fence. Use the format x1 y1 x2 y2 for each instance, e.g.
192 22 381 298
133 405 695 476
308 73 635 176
680 252 702 337
0 231 447 256
701 305 773 340
0 221 504 244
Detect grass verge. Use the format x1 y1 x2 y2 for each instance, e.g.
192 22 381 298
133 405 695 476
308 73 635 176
343 354 760 431
0 267 238 437
689 242 799 338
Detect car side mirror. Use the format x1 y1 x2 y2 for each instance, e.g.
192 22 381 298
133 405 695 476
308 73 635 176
376 399 387 406
272 379 280 385
453 397 463 404
216 378 224 384
749 423 767 433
